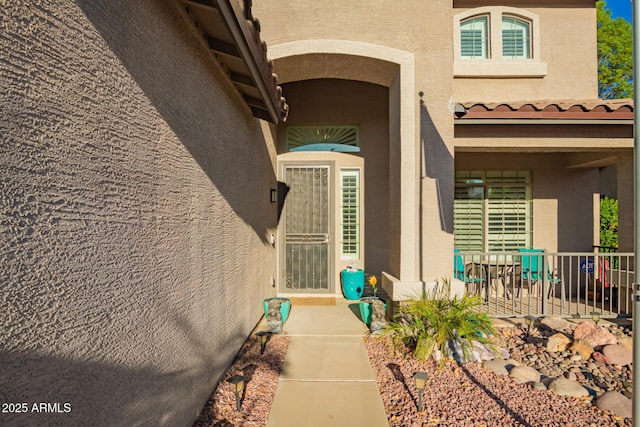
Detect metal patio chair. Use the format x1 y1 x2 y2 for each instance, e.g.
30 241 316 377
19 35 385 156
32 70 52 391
454 249 487 299
518 248 565 304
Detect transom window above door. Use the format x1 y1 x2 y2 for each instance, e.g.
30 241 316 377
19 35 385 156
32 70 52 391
286 125 360 152
454 7 546 77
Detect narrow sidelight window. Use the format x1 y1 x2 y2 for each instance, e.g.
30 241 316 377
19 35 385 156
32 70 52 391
340 169 360 259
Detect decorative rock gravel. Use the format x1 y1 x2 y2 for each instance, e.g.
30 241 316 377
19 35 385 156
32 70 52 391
195 321 633 426
596 391 633 419
365 336 630 426
193 335 290 427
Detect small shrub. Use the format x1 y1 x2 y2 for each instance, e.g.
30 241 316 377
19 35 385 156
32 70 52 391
382 279 496 366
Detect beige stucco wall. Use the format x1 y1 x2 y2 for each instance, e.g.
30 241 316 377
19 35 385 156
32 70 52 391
1 1 276 425
453 0 598 102
255 0 455 283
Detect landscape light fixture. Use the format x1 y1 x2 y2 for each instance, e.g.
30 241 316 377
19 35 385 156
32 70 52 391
227 374 245 411
256 330 272 355
524 315 537 335
413 371 428 412
590 311 601 325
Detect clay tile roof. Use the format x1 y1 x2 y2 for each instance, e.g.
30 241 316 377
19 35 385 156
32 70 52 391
456 99 634 121
180 0 288 123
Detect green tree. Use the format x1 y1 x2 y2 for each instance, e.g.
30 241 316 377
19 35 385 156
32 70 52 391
597 0 633 99
600 196 618 249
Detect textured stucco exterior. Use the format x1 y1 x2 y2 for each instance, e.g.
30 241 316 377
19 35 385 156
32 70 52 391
1 1 277 425
1 1 634 423
255 0 453 284
453 0 599 102
253 0 633 297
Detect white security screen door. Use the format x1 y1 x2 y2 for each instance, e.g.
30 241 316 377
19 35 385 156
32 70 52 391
282 166 330 293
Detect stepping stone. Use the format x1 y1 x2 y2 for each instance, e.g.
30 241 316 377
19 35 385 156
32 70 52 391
596 391 632 419
547 377 589 398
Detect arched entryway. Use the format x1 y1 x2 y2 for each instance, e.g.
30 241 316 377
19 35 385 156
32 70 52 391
269 40 420 296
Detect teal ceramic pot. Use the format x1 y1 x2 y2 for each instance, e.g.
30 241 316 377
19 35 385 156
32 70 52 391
263 297 291 324
358 296 387 325
341 269 365 300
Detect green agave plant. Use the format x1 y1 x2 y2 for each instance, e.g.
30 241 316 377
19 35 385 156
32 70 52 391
383 278 496 367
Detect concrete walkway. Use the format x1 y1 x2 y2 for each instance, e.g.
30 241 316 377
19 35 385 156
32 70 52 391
261 299 389 427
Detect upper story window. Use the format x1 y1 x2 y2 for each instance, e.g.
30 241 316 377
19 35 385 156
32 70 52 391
502 16 531 59
460 16 489 59
454 7 546 77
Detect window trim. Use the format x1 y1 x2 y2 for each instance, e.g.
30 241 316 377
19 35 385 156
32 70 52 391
454 7 546 78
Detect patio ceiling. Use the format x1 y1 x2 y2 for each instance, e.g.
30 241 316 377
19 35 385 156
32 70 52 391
179 0 288 123
454 99 634 124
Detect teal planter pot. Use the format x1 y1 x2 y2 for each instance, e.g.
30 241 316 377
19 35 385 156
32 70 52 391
341 269 364 300
358 297 387 325
263 297 291 324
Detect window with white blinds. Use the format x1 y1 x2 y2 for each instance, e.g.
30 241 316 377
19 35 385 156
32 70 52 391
460 16 489 59
340 169 360 259
502 16 531 59
455 170 532 252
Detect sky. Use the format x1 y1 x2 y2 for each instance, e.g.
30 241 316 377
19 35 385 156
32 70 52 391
606 0 632 22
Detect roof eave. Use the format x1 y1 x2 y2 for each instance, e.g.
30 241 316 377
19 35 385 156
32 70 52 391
181 0 288 123
455 119 634 125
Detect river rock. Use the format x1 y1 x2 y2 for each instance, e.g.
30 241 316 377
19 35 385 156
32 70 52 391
573 322 617 347
547 377 589 398
509 366 541 384
540 316 569 331
483 359 510 376
596 391 632 419
615 335 633 354
531 381 547 391
569 339 594 359
472 341 498 361
602 344 633 366
547 333 571 352
592 351 613 365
